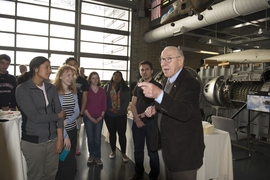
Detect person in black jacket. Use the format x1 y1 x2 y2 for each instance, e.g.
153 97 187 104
139 46 205 180
0 54 17 110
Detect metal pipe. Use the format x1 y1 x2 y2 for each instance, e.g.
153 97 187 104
143 0 270 43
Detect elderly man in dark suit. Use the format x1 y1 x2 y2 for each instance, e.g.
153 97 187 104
138 46 205 180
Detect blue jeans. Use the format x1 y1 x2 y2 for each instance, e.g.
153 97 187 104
132 118 160 179
83 116 103 158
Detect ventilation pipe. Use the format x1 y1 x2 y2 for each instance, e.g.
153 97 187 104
143 0 270 43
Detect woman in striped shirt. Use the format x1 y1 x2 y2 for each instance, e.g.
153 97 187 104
53 64 80 180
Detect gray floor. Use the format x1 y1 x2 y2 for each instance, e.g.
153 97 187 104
75 124 270 180
75 124 148 180
232 139 270 180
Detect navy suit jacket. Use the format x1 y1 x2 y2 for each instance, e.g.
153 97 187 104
151 68 205 172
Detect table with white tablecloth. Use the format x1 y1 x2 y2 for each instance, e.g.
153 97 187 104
102 117 233 180
0 111 27 180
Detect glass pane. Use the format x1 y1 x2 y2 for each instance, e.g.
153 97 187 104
51 0 75 10
104 18 128 30
80 57 127 70
17 3 49 20
81 14 104 27
81 42 104 54
50 69 58 81
82 2 129 20
51 8 75 24
90 70 127 82
104 8 129 21
50 38 74 52
81 30 128 45
8 65 14 76
50 54 73 67
18 0 49 6
0 50 14 64
0 18 15 32
103 44 128 56
81 30 103 42
17 20 48 36
17 34 48 49
81 42 127 55
103 33 127 45
81 14 129 31
0 1 15 16
102 70 127 82
82 2 105 16
0 33 14 47
16 51 48 65
50 25 74 39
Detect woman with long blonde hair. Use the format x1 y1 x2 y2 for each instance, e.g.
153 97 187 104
53 64 80 180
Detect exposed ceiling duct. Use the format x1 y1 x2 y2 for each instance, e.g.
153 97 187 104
143 0 270 43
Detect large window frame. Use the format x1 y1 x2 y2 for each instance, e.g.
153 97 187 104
0 0 132 83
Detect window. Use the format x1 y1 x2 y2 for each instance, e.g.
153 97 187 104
0 0 131 84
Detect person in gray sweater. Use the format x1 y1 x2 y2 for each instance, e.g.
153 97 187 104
16 56 66 180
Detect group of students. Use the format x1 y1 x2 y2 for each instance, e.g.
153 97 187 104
1 45 206 180
0 54 131 180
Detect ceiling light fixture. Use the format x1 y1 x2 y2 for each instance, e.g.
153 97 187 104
258 28 263 34
178 46 219 55
199 50 219 55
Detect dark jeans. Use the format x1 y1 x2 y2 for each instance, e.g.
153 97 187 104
57 127 77 180
83 116 103 158
132 118 160 179
104 114 127 154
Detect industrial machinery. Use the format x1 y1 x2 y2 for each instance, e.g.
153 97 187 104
203 64 270 108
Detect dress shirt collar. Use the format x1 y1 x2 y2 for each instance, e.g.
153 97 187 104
168 68 182 84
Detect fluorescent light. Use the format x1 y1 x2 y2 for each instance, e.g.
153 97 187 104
179 46 219 55
258 28 263 34
199 50 219 55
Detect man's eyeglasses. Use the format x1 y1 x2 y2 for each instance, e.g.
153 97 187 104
159 56 181 63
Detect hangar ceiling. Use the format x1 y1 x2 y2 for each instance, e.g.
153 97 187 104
188 3 270 50
143 0 270 51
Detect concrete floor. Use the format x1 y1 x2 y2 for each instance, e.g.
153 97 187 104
75 124 270 180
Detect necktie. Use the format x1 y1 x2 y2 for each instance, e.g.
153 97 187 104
158 78 174 130
164 78 173 93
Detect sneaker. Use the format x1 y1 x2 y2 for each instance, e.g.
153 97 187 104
87 156 94 164
76 149 81 156
129 173 143 180
109 151 116 159
95 158 103 166
122 154 129 163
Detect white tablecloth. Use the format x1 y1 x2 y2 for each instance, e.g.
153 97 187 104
0 112 27 180
102 118 233 180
